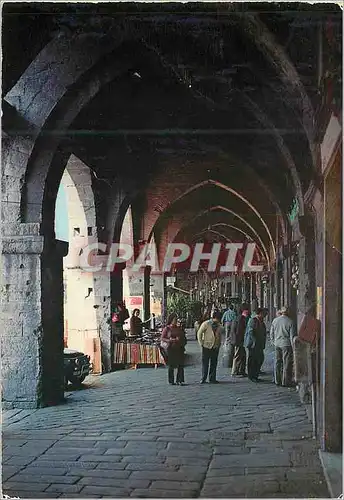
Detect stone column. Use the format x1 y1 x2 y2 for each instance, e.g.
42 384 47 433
122 269 150 320
1 224 65 408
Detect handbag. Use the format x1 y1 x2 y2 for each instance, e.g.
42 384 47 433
160 326 171 351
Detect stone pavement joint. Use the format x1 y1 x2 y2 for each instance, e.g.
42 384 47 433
2 338 329 498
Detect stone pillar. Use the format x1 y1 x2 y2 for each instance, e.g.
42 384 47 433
122 269 149 320
1 224 65 408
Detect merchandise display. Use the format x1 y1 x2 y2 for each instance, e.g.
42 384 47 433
113 329 166 367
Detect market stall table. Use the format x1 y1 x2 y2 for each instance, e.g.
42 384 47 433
113 341 166 369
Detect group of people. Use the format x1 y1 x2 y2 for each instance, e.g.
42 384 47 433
161 302 297 388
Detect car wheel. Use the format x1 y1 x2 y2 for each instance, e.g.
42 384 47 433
68 375 85 386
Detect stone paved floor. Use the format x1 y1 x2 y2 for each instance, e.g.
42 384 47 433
2 334 329 498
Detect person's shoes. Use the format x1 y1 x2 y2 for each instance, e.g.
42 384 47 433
209 380 220 384
169 382 176 385
259 370 266 375
178 382 186 386
249 377 259 383
240 373 248 377
200 380 207 384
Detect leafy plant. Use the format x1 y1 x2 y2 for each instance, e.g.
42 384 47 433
167 293 191 322
167 294 204 324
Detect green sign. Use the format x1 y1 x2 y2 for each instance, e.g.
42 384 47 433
288 198 299 223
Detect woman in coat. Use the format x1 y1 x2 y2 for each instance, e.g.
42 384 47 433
129 309 143 336
161 313 187 385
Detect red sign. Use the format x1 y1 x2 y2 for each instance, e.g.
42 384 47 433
125 296 143 306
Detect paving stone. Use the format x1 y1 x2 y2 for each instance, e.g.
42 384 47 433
150 480 200 491
59 495 102 499
19 466 68 476
121 455 166 464
66 468 131 479
29 460 97 469
125 463 179 471
210 452 291 468
279 478 330 498
4 457 36 466
3 482 51 492
130 489 198 498
130 471 204 482
158 449 211 459
78 476 150 488
206 467 246 477
53 439 99 447
3 491 61 498
45 483 84 493
213 446 250 455
80 485 131 496
166 442 211 453
117 435 158 441
200 479 280 497
78 454 123 462
7 473 81 484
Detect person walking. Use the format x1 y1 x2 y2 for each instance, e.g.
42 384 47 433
197 311 223 384
161 314 187 386
231 306 250 377
244 308 266 382
270 306 296 387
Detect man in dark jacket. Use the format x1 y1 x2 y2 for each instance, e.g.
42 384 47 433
231 307 250 377
244 308 266 382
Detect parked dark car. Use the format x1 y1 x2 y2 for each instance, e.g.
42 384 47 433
64 348 91 386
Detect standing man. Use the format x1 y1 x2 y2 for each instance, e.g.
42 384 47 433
197 311 223 384
231 306 250 377
257 308 269 374
270 306 296 387
244 308 266 382
221 304 238 369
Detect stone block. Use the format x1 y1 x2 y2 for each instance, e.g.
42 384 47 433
80 486 131 496
130 471 204 482
117 434 158 441
21 466 69 476
213 446 250 455
4 492 60 499
78 476 150 488
29 460 97 469
78 454 124 462
66 468 130 479
130 489 198 498
4 481 51 492
45 483 84 494
8 473 80 484
206 467 245 477
209 452 291 468
150 480 200 490
158 449 211 459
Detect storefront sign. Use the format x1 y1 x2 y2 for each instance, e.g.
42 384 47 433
125 296 143 307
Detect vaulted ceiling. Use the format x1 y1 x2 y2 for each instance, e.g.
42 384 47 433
2 3 342 266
